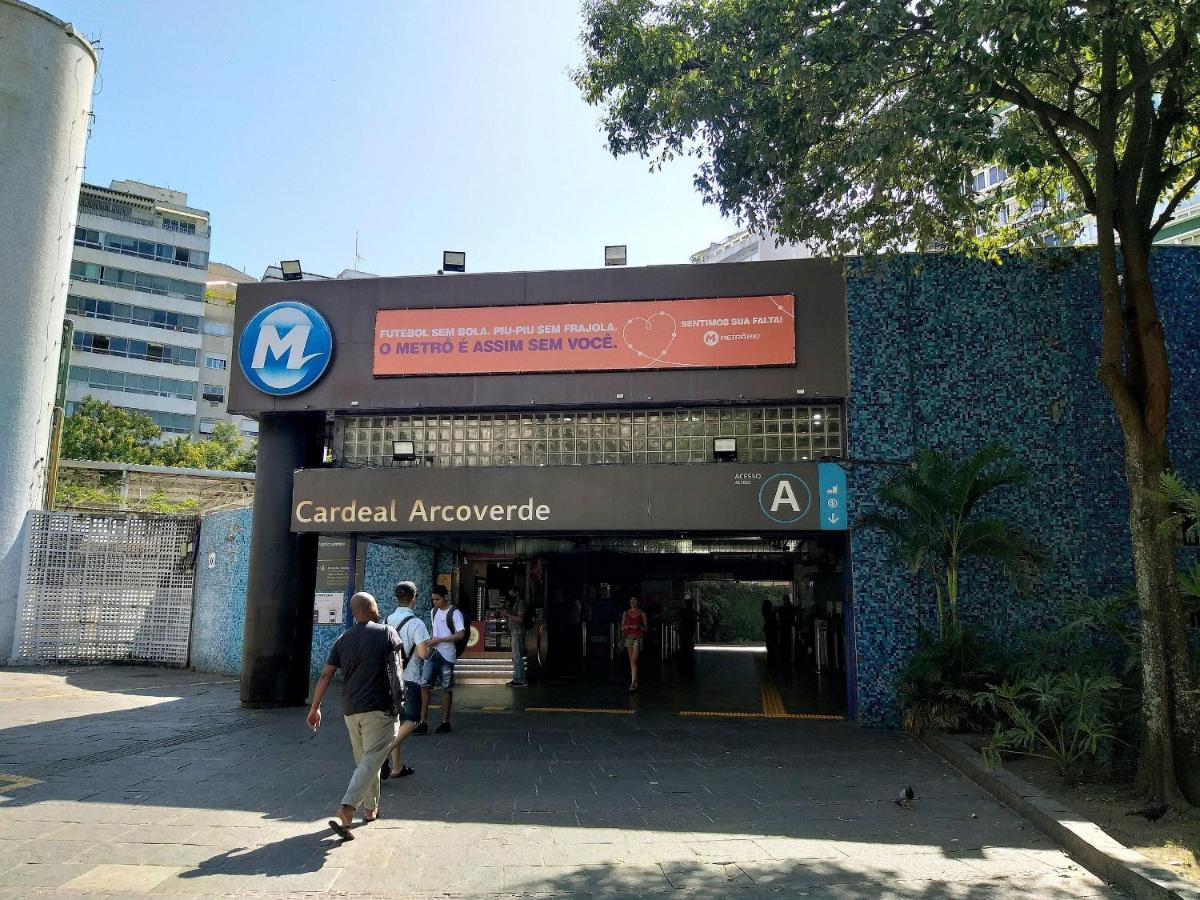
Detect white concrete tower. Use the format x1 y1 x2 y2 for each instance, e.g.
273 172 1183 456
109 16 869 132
0 0 97 663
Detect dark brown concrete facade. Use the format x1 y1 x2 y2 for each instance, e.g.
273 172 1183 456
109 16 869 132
228 259 848 416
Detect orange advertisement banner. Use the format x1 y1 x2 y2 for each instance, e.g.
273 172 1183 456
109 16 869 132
373 295 795 376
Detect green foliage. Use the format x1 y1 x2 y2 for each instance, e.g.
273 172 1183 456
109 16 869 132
1156 472 1200 545
974 673 1126 781
62 397 257 472
898 627 1006 735
1011 590 1141 684
576 0 1200 256
858 445 1044 637
54 483 199 515
694 581 781 642
62 396 160 465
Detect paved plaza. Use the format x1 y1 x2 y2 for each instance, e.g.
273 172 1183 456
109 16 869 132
0 665 1120 898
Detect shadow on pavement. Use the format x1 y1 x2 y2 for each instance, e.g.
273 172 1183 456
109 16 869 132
0 665 1118 897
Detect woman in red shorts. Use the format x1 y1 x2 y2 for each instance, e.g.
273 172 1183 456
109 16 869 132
620 595 648 693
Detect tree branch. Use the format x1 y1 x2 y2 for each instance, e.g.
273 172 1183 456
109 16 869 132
1151 169 1200 236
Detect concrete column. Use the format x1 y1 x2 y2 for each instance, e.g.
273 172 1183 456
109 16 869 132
240 413 324 707
0 1 96 664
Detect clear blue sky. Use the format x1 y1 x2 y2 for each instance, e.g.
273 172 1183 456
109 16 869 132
38 1 734 279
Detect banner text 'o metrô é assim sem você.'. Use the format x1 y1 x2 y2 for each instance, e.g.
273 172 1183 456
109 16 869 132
373 295 796 376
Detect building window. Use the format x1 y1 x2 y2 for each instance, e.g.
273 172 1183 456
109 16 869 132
68 366 195 400
67 295 200 333
972 171 987 192
988 165 1007 186
160 216 197 235
202 383 225 402
335 404 844 469
72 330 198 367
203 321 233 337
69 260 204 301
205 355 228 371
199 418 216 434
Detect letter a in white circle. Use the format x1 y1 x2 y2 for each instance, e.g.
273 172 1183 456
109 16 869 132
770 479 802 513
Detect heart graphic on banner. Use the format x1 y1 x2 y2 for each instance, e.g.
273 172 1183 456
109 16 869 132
622 312 677 364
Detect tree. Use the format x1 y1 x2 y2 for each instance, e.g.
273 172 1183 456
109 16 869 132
61 396 161 464
63 397 257 473
149 422 257 472
859 446 1044 639
577 0 1200 806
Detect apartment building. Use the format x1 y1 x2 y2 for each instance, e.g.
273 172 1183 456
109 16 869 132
66 180 210 436
202 262 258 440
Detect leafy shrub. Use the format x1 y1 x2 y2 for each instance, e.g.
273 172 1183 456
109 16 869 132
898 627 1006 735
974 672 1125 781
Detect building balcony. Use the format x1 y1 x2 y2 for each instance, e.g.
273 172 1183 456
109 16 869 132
75 209 210 250
67 314 203 350
65 383 198 417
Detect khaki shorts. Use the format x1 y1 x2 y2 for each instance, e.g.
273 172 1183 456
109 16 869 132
624 636 643 651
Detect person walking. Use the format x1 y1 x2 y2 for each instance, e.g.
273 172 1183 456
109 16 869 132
306 591 402 841
418 584 466 734
620 595 648 693
777 595 797 664
761 599 778 660
504 589 529 687
383 581 430 778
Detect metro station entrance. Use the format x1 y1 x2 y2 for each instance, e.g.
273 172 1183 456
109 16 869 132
369 531 851 719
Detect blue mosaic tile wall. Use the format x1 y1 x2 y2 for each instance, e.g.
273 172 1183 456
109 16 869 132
846 247 1200 726
191 508 253 676
191 511 446 681
307 541 456 677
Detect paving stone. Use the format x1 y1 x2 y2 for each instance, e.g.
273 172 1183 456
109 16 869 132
0 666 1129 898
58 862 184 892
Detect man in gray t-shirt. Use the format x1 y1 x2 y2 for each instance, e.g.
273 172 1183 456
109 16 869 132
307 591 401 840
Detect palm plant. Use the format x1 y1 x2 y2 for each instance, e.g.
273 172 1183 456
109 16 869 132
858 445 1045 638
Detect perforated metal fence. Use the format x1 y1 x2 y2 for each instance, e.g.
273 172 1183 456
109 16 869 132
12 511 200 666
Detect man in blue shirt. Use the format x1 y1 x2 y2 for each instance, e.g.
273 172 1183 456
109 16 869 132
384 581 430 776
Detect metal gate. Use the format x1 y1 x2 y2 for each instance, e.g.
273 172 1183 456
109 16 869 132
12 511 200 666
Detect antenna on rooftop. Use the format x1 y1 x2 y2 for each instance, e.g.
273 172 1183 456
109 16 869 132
354 231 365 272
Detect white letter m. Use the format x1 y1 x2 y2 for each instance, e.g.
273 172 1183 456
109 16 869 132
252 324 317 370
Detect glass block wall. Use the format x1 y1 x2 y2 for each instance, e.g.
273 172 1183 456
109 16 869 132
334 404 843 468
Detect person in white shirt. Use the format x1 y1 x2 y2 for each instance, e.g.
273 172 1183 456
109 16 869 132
418 584 465 734
383 581 430 773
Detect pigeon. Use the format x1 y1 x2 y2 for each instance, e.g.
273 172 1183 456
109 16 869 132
1126 802 1170 822
894 786 915 809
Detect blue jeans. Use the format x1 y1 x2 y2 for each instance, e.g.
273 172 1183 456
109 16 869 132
511 630 526 682
421 652 455 691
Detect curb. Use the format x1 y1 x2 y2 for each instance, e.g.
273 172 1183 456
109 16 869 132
920 731 1200 900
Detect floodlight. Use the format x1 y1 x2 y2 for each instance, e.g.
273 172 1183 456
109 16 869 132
280 259 303 281
604 245 627 266
442 251 466 273
392 440 416 461
712 438 738 461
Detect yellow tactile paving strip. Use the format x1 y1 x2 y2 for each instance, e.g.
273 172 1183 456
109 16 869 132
524 707 635 715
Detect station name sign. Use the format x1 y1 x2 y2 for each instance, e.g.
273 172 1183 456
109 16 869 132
292 462 848 534
373 295 796 377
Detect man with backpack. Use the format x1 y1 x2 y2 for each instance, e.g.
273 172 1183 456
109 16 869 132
417 584 466 734
383 581 430 775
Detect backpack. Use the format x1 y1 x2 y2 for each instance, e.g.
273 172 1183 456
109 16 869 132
435 605 470 655
389 609 416 670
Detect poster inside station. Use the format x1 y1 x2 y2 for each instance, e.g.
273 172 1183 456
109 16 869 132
373 295 796 376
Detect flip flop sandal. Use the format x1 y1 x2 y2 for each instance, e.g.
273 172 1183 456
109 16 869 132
328 819 355 840
389 765 415 779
